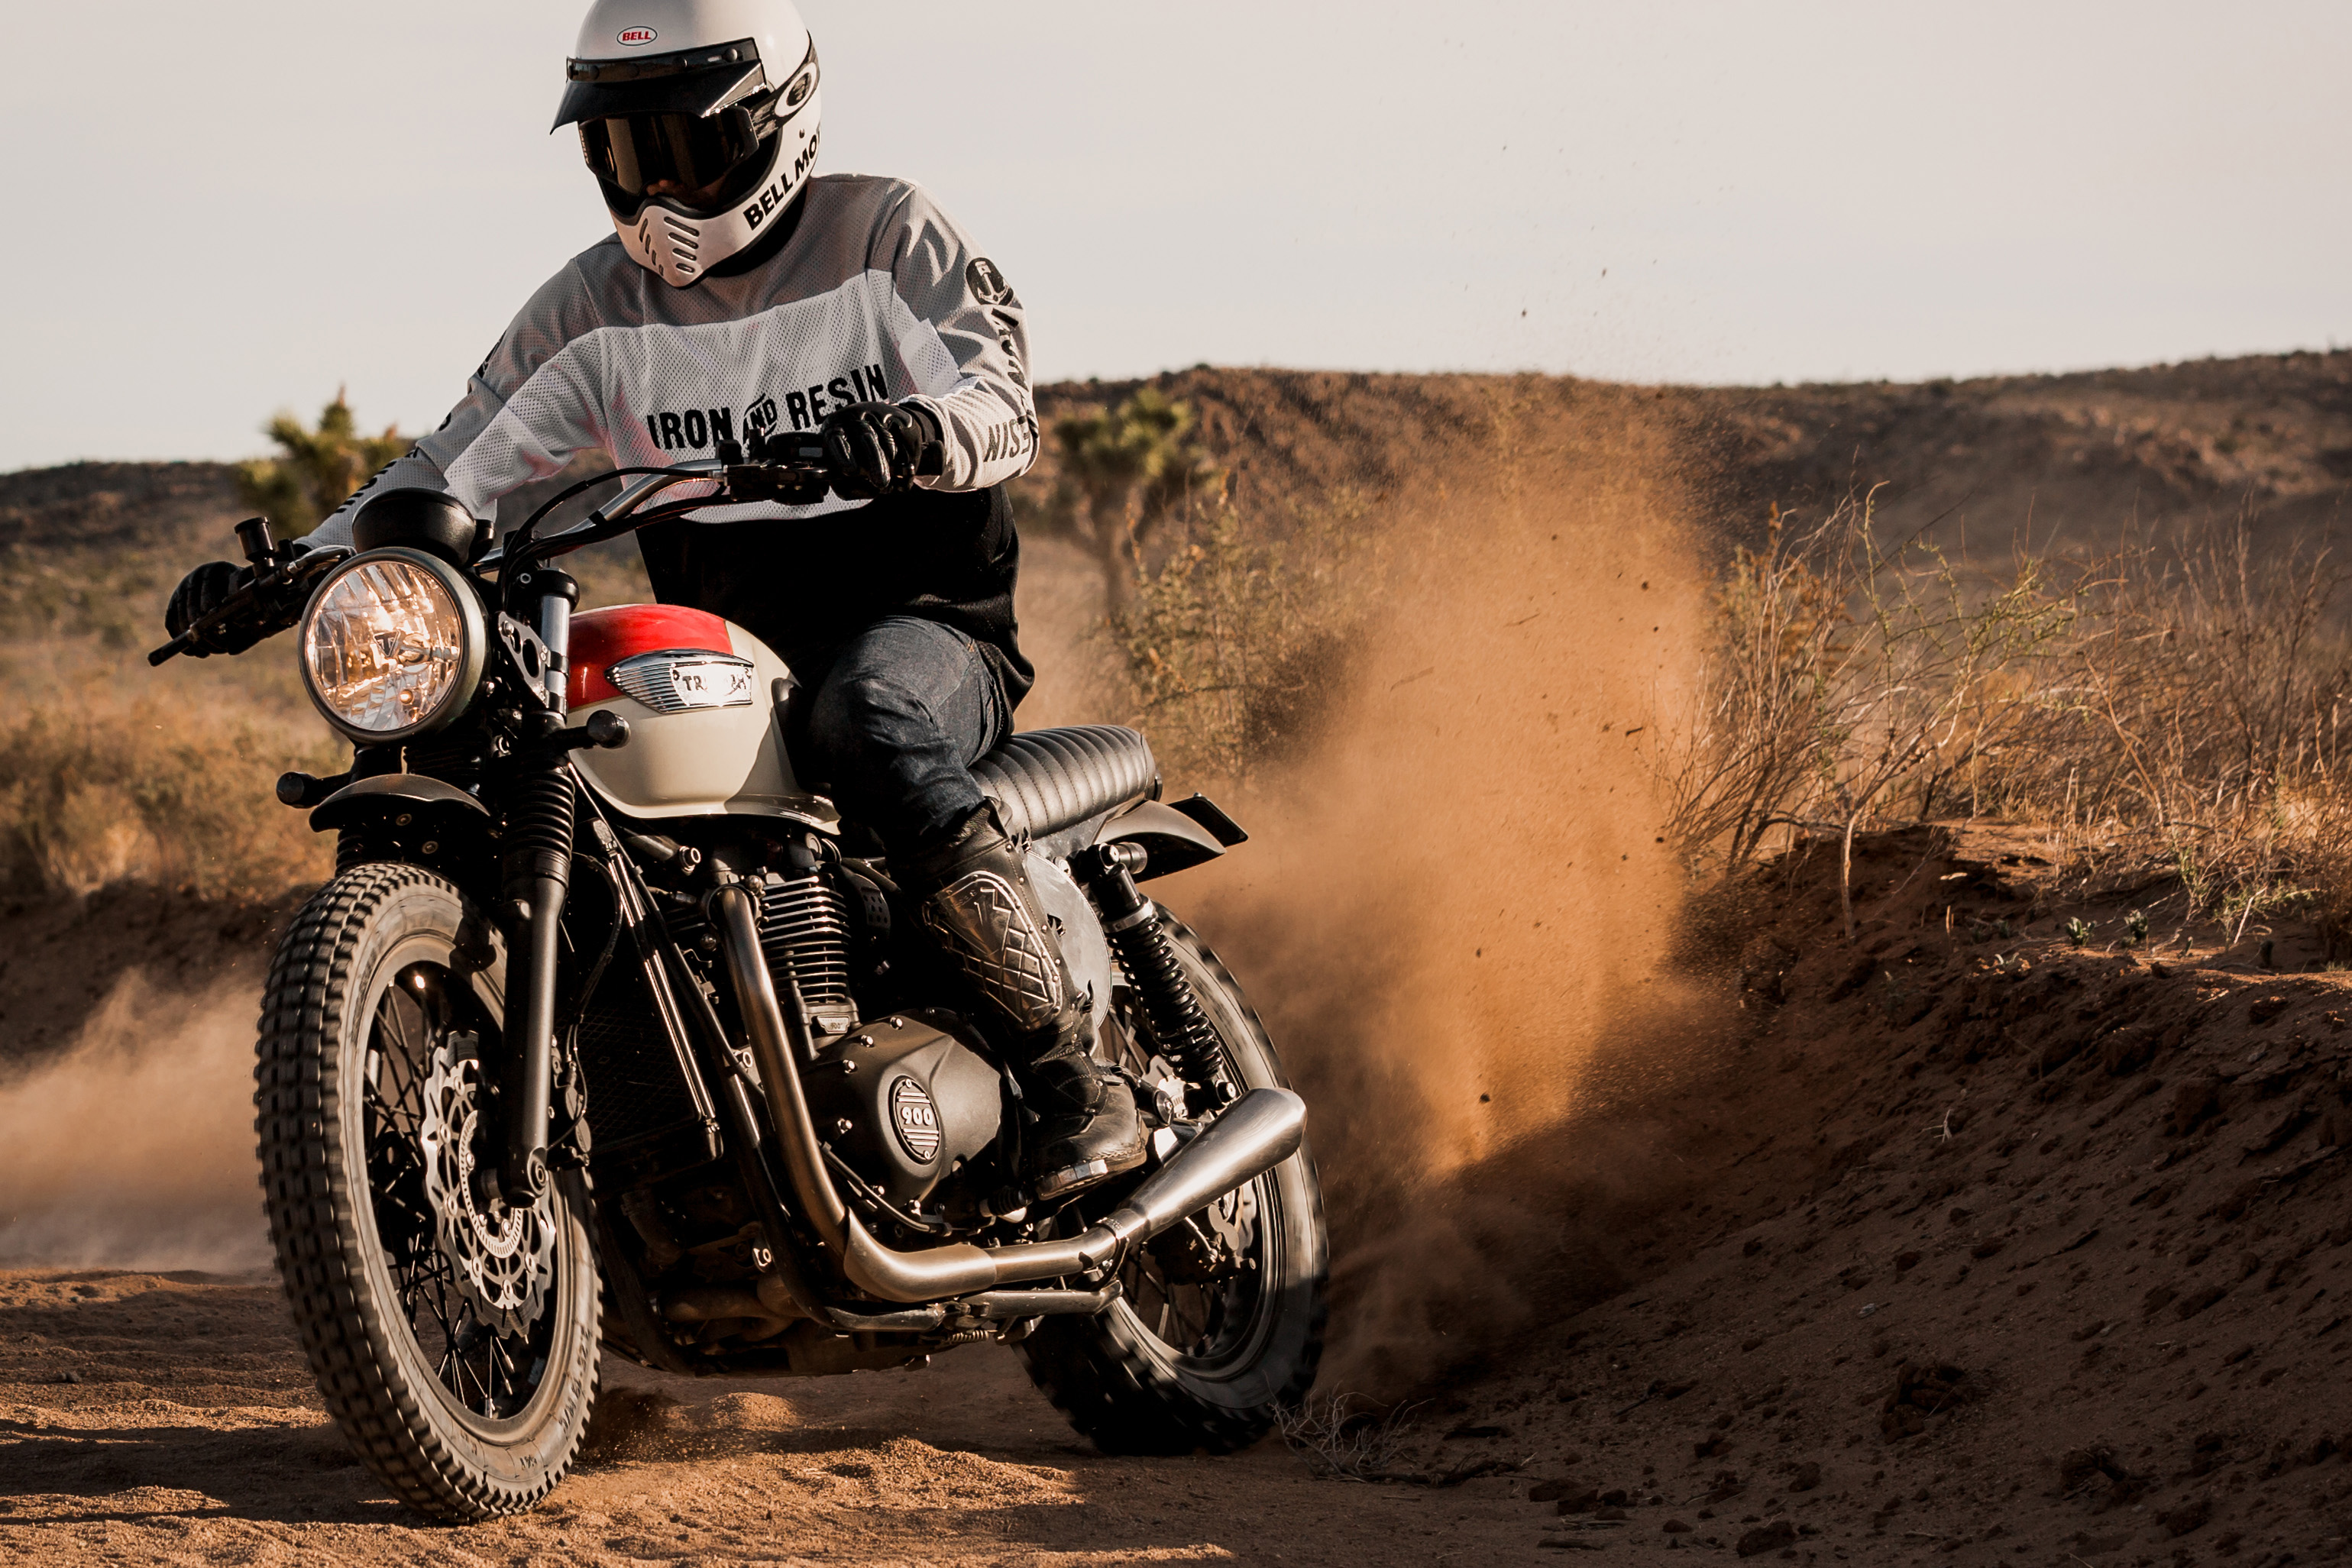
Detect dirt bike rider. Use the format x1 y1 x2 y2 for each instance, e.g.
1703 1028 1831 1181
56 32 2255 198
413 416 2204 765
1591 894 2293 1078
161 0 1145 1203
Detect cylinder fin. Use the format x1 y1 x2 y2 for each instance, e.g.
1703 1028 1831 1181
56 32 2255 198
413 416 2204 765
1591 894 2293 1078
758 868 854 1030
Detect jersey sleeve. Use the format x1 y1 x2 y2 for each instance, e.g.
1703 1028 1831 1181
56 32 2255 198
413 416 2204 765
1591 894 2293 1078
307 263 609 548
873 186 1037 493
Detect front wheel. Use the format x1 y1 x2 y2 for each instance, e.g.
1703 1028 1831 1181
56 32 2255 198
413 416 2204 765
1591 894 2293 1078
254 863 600 1520
1017 910 1328 1453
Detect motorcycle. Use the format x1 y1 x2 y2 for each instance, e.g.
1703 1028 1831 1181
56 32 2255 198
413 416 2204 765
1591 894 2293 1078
151 435 1328 1521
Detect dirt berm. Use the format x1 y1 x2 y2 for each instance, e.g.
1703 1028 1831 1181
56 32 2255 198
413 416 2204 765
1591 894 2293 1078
1363 824 2352 1565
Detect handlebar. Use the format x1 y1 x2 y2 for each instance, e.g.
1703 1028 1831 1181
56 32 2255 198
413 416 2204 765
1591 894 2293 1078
493 431 833 573
149 435 835 666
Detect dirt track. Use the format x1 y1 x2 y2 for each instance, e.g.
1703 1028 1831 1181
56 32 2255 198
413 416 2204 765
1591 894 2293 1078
16 826 2352 1566
0 1269 1553 1566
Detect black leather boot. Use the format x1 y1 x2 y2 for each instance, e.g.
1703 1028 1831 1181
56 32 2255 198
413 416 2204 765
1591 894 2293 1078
901 805 1145 1201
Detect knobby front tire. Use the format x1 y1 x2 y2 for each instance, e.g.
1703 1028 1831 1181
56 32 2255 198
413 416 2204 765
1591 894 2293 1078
254 863 600 1521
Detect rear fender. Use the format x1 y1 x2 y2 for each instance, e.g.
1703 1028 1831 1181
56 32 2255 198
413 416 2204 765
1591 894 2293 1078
1095 794 1247 881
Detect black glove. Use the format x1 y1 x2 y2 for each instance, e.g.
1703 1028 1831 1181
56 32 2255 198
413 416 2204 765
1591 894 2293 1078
164 560 257 657
163 539 313 657
819 401 943 500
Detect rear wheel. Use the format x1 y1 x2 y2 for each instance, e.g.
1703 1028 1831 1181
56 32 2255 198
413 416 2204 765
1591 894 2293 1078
254 863 600 1520
1017 910 1328 1453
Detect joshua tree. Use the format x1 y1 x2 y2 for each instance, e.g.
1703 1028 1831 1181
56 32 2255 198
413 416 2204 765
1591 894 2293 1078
1050 387 1221 611
236 390 409 538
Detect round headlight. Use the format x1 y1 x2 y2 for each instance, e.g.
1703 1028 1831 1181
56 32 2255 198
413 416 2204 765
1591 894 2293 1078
299 548 487 742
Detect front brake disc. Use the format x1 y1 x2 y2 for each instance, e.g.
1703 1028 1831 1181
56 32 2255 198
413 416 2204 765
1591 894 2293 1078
419 1041 556 1337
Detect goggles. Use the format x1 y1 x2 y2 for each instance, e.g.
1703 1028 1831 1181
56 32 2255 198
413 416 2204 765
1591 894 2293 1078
558 37 818 216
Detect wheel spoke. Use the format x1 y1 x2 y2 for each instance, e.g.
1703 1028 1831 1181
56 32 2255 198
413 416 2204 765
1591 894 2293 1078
359 958 558 1424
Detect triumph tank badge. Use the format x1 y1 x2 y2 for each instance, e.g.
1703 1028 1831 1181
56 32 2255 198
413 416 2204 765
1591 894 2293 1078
889 1075 943 1163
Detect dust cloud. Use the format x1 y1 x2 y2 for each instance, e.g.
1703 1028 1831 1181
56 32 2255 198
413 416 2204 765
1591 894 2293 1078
1178 391 1726 1391
0 390 1726 1359
0 971 267 1272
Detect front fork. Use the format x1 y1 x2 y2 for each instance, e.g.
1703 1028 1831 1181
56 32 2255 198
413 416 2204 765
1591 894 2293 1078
499 567 581 1205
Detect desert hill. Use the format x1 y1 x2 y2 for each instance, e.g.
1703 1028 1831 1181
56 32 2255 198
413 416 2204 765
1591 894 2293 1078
8 348 2350 599
1034 350 2352 556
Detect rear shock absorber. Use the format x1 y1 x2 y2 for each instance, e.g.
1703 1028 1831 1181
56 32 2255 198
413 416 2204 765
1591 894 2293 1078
1072 843 1237 1107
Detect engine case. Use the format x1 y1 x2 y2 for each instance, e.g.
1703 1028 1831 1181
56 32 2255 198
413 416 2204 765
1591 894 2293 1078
801 1013 1005 1205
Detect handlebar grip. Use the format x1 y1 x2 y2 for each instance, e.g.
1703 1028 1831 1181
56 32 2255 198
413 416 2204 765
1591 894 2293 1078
147 636 190 667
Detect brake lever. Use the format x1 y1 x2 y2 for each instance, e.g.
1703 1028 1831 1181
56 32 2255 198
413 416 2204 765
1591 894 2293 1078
723 461 832 505
722 429 832 505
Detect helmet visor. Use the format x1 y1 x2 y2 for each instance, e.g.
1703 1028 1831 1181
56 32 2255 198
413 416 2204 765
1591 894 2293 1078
582 108 767 216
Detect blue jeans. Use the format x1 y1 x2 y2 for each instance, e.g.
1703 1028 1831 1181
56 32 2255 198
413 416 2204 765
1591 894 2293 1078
800 616 1010 852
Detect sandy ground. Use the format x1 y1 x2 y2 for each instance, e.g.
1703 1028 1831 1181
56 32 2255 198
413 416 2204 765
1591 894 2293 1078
0 1268 1560 1566
12 826 2352 1567
1364 826 2352 1568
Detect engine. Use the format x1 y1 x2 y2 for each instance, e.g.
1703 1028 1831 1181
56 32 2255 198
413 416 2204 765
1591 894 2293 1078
755 865 857 1037
802 1014 1006 1209
752 862 1009 1217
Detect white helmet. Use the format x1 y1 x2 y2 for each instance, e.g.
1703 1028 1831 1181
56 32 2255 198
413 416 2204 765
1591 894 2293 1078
554 0 822 286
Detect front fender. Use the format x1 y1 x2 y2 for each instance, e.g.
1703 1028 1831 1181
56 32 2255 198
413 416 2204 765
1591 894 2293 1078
309 773 491 836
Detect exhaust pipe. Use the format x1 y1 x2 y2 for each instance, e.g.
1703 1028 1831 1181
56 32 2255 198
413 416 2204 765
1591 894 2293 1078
836 1085 1305 1301
711 884 1305 1305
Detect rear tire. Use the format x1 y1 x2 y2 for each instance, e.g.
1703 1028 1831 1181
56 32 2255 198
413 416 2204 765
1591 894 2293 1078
254 863 600 1521
1017 910 1328 1453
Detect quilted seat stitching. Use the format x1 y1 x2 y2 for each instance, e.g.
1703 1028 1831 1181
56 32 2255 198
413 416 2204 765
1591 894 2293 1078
974 726 1154 841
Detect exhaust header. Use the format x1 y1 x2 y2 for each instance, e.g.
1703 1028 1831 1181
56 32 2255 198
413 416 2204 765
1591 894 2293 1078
710 883 1304 1305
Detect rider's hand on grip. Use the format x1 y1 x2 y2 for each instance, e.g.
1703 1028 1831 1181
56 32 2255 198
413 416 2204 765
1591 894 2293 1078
819 401 943 499
164 560 258 657
160 538 319 659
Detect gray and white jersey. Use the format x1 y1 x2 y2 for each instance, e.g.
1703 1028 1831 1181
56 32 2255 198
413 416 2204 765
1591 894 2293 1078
310 173 1036 548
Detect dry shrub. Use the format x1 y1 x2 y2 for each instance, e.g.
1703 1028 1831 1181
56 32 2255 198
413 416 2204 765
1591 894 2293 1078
1998 522 2352 944
1276 1393 1422 1480
1663 497 2352 952
0 698 336 898
1109 492 1381 788
1659 490 2081 935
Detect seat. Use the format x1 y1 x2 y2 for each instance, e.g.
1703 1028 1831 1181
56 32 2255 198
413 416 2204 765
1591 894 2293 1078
972 726 1158 846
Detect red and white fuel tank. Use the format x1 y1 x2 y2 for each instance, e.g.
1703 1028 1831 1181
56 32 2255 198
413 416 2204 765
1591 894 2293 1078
565 605 834 828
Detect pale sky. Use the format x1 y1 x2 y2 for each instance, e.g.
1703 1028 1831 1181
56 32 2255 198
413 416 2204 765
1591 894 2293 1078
4 2 2346 470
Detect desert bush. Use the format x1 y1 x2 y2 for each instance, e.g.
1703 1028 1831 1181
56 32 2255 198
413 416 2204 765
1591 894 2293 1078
1276 1392 1422 1480
0 699 337 899
1659 491 2081 935
1663 496 2352 951
1026 389 1225 613
1108 492 1378 789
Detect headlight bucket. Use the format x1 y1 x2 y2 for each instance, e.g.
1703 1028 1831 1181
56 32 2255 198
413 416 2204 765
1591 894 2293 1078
298 547 487 744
